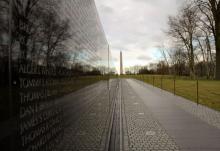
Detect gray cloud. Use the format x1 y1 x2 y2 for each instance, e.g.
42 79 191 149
95 0 184 68
137 55 152 61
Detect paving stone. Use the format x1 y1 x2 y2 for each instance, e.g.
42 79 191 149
121 80 180 151
55 78 220 151
128 79 220 151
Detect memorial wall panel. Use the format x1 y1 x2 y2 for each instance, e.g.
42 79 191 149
0 0 115 150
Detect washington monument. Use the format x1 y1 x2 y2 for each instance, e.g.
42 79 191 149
120 51 123 75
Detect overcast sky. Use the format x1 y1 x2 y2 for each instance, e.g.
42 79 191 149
95 0 184 72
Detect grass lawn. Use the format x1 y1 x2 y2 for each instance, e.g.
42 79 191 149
121 75 220 111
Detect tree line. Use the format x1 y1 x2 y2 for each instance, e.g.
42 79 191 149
158 0 220 79
0 0 109 86
0 0 72 66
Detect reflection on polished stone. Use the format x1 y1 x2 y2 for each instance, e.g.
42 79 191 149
0 0 115 150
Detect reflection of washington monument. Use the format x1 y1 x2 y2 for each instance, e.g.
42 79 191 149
120 51 123 75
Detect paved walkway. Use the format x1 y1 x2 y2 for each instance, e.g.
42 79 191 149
121 79 179 151
56 78 220 151
123 79 220 151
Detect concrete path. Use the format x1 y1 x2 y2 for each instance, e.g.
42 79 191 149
54 78 220 151
123 79 220 151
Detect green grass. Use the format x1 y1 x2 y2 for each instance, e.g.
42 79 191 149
121 74 220 111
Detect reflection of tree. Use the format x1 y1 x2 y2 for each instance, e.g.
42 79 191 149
0 0 111 79
40 10 71 66
0 0 9 57
0 0 71 66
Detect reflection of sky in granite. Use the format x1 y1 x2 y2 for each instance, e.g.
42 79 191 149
56 0 115 71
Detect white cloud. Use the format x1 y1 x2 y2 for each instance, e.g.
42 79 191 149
137 55 152 61
95 0 184 71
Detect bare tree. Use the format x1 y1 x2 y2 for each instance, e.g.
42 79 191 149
0 0 71 66
0 0 10 57
39 10 71 66
11 0 41 61
195 24 215 78
169 45 188 76
167 3 199 78
157 61 169 75
158 45 170 67
195 0 220 79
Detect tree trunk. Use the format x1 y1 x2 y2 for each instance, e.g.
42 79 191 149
20 36 28 63
215 21 220 79
189 36 195 78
